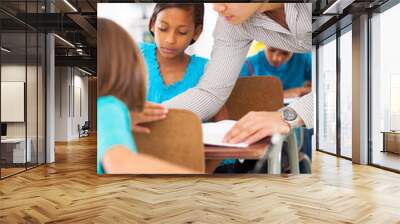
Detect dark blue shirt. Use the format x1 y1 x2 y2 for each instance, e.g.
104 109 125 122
240 50 311 90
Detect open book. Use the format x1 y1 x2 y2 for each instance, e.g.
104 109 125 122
202 120 249 148
284 97 300 105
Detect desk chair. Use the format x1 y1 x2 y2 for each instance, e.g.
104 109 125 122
283 101 312 173
78 121 90 138
253 131 300 174
298 128 312 173
214 76 301 174
133 109 205 173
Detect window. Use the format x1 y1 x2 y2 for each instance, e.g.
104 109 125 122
339 28 352 158
317 36 337 154
370 2 400 171
0 1 46 179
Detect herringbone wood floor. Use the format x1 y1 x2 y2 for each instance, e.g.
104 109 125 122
1 135 400 223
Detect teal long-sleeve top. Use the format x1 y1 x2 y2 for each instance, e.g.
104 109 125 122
139 43 235 166
97 96 137 174
139 43 208 104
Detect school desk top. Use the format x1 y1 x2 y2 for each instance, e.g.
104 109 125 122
204 139 270 160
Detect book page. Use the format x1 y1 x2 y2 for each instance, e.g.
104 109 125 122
202 120 249 148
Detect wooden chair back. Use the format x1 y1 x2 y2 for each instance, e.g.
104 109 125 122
133 109 205 173
217 76 284 120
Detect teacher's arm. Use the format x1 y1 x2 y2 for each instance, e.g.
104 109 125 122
162 18 252 121
223 93 313 145
287 92 313 129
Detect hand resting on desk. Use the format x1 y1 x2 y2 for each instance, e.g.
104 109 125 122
202 120 249 148
223 111 291 145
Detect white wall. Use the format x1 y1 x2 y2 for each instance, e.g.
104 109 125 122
1 65 26 129
186 3 218 59
1 82 25 122
45 1 56 164
72 73 89 138
1 65 34 138
55 67 69 141
1 65 26 81
54 67 89 141
98 3 155 44
1 64 46 163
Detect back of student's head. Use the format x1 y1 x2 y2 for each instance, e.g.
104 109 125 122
98 18 146 112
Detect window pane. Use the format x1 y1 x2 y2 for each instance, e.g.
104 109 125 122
38 32 45 165
371 3 400 171
340 29 352 158
27 31 38 169
26 0 39 169
318 37 337 154
1 30 27 177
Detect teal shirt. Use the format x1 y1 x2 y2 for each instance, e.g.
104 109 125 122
97 96 137 174
139 43 208 103
140 43 235 167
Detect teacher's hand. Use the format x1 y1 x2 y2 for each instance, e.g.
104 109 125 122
130 102 168 134
223 111 290 145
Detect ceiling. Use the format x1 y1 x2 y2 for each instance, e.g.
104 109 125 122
0 0 99 73
312 0 390 43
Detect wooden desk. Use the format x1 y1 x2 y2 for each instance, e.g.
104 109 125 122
204 140 270 173
204 140 270 160
382 131 400 154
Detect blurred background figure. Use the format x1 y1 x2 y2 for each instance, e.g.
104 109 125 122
240 46 311 99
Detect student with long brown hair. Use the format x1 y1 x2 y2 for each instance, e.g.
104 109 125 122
140 3 207 104
97 18 194 174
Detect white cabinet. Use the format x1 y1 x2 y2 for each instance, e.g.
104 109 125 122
1 138 32 163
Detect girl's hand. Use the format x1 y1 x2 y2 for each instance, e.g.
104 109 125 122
130 102 168 134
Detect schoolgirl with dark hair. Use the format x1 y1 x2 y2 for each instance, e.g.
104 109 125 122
140 3 208 104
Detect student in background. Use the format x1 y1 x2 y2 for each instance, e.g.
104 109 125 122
97 18 195 174
240 46 312 98
140 3 208 104
232 46 312 173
